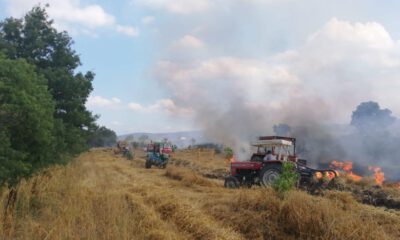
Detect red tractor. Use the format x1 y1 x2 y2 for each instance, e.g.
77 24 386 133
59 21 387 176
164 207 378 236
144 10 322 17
224 136 337 188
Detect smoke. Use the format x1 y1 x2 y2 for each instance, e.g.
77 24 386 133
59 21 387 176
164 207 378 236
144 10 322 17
153 7 400 179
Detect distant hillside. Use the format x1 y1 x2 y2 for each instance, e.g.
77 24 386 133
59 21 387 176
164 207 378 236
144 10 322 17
118 130 208 147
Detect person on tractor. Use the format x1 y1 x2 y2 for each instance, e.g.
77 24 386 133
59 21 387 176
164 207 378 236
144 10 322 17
263 150 276 161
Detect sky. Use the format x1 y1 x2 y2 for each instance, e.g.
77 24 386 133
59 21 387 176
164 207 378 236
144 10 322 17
2 0 400 135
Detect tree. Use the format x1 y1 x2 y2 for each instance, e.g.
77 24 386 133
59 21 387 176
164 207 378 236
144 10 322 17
0 6 105 185
0 55 56 185
351 101 396 133
88 126 117 148
0 6 96 155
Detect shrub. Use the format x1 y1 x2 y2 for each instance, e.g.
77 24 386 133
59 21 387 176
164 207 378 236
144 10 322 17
223 147 234 160
124 151 133 160
272 162 298 198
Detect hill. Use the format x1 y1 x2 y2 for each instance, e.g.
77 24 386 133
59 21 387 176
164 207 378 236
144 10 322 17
0 149 399 239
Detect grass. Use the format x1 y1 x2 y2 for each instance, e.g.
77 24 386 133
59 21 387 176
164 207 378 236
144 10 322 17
165 165 219 187
0 148 399 239
169 148 229 180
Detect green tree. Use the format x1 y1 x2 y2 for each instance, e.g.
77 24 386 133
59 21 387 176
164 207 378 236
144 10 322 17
0 6 96 156
88 126 117 148
0 55 56 185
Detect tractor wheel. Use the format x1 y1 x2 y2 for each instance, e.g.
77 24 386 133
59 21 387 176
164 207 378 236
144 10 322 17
224 176 240 188
145 160 152 169
260 164 282 187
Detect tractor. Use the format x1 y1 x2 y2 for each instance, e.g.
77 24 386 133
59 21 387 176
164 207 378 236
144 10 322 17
145 142 172 169
224 136 337 188
115 141 133 160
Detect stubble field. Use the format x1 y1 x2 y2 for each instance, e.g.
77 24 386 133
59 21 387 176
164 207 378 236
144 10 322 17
1 148 399 240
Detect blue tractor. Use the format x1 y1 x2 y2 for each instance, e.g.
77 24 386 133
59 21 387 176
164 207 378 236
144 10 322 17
145 142 170 169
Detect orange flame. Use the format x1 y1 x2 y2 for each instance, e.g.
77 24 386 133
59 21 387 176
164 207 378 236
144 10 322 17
330 160 387 185
330 160 362 181
368 166 385 185
314 171 337 180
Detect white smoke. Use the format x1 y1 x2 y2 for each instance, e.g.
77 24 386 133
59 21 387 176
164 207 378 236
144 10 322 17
154 12 400 178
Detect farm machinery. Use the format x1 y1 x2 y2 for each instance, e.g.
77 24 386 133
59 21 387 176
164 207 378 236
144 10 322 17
145 142 173 169
115 141 133 159
224 136 338 188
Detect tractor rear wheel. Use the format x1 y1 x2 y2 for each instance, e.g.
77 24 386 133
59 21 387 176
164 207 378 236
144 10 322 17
145 159 152 169
260 164 282 187
224 176 240 188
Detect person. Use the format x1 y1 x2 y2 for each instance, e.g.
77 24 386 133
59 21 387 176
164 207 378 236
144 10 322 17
263 150 276 161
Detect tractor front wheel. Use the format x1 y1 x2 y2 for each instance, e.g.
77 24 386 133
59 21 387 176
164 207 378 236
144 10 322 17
260 165 282 187
224 176 240 188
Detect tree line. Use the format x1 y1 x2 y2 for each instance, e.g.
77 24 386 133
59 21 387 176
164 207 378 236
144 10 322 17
0 6 116 186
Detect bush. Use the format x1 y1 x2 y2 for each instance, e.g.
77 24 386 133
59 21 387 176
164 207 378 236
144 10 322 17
124 151 133 160
272 162 298 198
223 147 234 160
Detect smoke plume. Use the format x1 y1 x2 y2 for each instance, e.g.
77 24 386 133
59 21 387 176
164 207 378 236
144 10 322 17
154 9 400 179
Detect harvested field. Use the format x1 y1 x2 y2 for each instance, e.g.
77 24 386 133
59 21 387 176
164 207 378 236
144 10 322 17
1 148 399 239
170 149 229 179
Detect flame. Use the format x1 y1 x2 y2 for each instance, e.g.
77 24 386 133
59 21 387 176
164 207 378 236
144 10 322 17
315 172 322 179
330 160 386 185
314 171 337 180
330 160 362 181
368 166 385 185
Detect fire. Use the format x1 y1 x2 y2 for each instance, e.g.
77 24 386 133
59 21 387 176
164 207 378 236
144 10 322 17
368 166 385 185
330 160 362 181
330 160 386 185
314 171 337 180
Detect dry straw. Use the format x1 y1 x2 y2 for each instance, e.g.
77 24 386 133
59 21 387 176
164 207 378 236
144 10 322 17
0 148 399 239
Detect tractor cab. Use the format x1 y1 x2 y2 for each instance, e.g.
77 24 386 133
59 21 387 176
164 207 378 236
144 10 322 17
250 136 299 163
